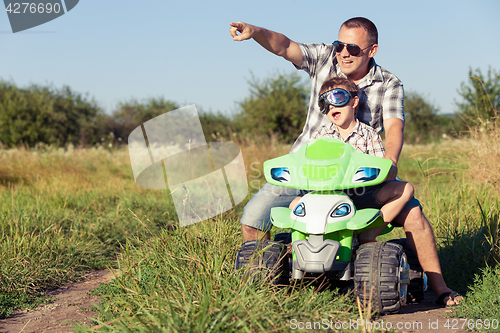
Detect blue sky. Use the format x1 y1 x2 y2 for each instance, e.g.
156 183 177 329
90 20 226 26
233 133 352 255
1 0 499 117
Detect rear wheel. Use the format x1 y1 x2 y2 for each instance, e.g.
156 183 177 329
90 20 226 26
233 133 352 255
388 238 427 303
354 242 410 314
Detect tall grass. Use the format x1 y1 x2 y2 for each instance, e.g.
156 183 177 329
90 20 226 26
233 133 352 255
394 121 500 296
437 120 500 326
87 214 357 332
0 145 176 318
1 124 499 329
85 125 500 331
463 119 500 198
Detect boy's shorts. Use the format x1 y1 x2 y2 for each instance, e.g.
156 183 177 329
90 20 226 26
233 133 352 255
343 180 421 227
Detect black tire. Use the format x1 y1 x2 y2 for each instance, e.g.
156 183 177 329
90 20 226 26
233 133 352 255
388 238 426 303
354 242 409 314
273 233 292 282
273 232 292 244
234 240 287 285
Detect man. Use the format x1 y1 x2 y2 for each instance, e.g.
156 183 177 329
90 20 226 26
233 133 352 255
229 17 461 306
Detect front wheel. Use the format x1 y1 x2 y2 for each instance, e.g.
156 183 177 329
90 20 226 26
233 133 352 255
234 240 287 285
354 242 410 314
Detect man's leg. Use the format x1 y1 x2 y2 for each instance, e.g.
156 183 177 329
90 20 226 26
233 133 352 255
240 182 301 242
394 206 462 306
242 224 270 242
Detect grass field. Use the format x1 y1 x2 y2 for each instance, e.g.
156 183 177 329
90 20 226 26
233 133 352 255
1 124 499 332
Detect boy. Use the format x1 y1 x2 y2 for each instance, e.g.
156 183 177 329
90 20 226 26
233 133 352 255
289 77 414 243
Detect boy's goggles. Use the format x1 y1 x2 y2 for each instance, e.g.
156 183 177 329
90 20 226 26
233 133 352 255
318 88 356 114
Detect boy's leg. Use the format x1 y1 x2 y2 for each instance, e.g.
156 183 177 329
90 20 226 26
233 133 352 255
288 196 302 209
376 181 414 222
240 182 302 242
357 181 414 242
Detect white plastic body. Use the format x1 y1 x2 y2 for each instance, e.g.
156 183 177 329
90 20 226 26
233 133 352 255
290 192 355 235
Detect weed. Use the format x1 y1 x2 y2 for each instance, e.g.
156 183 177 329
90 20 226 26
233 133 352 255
451 265 500 330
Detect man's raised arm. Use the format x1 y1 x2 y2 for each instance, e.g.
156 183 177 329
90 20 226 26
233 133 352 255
229 21 303 67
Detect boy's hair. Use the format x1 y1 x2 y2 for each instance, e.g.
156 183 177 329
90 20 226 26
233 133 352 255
341 17 378 45
319 76 360 96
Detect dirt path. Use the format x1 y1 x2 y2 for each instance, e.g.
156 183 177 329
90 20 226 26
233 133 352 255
0 269 118 333
0 273 473 333
380 290 474 333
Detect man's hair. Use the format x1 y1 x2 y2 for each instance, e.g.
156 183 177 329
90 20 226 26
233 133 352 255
341 17 378 45
319 76 360 96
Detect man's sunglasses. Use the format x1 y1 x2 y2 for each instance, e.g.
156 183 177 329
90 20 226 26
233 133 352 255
333 41 373 57
318 88 356 114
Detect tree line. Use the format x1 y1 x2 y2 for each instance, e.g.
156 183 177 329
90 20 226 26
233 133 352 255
0 83 232 147
0 67 497 148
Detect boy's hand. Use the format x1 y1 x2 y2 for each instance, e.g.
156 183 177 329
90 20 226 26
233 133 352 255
229 21 257 41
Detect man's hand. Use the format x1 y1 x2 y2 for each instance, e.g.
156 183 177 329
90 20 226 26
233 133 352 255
229 21 257 41
228 21 303 66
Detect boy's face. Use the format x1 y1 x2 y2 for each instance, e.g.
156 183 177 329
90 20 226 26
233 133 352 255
320 87 359 129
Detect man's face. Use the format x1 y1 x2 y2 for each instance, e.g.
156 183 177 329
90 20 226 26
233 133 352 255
336 26 378 82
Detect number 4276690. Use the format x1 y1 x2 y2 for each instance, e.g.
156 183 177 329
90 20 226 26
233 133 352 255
5 2 62 14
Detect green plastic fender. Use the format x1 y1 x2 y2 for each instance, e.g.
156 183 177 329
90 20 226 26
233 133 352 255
270 207 292 228
270 207 308 231
345 208 383 230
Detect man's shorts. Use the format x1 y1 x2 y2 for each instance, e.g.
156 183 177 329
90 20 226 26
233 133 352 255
240 182 307 232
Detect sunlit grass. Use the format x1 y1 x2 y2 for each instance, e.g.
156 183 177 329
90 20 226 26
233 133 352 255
87 214 358 332
1 123 499 329
0 145 176 318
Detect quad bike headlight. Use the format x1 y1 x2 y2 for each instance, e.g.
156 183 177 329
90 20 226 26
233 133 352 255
293 202 306 217
330 203 351 217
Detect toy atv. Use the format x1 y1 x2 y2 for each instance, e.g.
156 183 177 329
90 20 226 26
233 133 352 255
235 138 426 314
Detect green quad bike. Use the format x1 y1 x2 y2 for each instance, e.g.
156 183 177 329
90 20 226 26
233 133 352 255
235 137 427 314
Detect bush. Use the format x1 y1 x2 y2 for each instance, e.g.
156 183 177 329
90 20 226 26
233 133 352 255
456 67 500 127
0 81 105 147
233 72 308 144
107 97 179 143
403 91 456 144
198 112 235 142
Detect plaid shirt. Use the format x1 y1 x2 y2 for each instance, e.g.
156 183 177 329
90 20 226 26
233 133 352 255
290 43 404 153
312 120 385 158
